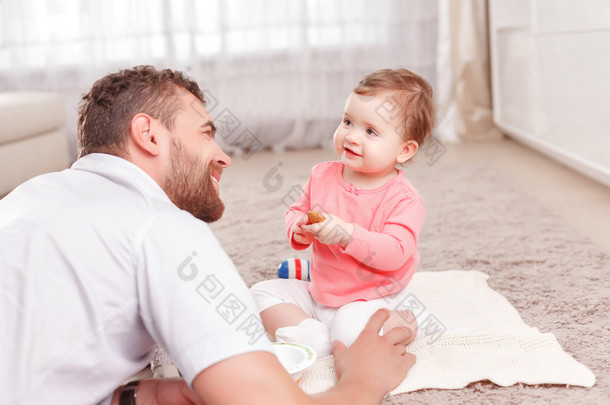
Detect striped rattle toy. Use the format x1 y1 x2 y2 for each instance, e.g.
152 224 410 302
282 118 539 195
277 258 310 281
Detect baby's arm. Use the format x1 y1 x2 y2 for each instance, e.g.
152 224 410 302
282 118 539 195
345 223 417 271
285 175 314 249
304 214 414 270
347 196 424 270
302 199 422 269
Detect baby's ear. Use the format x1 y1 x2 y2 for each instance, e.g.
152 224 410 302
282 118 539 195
397 140 418 164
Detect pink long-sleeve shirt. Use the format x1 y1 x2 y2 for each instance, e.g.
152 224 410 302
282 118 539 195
286 161 425 307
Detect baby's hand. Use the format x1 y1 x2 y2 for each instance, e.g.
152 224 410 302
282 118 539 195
292 215 315 246
303 213 354 248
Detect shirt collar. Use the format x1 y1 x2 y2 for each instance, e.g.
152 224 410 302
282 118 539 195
71 153 172 204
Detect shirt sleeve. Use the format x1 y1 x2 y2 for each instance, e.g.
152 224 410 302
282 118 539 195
343 195 425 271
134 210 274 386
285 171 313 250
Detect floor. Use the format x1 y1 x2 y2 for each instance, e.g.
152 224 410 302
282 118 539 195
225 135 610 254
417 136 610 254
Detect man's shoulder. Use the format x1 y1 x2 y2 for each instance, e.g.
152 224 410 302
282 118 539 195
139 206 217 247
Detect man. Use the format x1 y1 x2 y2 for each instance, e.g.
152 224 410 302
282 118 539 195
0 66 415 405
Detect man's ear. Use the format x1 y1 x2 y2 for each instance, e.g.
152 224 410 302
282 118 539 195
130 113 161 156
397 139 418 164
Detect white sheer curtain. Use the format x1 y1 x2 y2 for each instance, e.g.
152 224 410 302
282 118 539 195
0 0 438 158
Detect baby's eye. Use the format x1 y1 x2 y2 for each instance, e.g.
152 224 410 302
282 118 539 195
366 128 378 136
343 118 352 126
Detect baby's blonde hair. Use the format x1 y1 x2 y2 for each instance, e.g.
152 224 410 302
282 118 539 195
354 68 435 145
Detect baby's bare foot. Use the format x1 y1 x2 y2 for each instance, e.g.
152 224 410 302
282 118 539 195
384 310 417 345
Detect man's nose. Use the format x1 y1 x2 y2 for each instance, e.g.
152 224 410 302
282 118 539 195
217 149 232 168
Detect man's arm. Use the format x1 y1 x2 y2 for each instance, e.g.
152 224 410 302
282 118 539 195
193 309 415 405
111 378 204 405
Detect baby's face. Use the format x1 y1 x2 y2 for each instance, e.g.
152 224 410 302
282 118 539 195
333 91 410 178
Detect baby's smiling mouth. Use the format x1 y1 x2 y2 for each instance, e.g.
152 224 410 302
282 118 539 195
344 146 362 157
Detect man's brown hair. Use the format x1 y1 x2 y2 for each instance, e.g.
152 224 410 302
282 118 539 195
354 68 435 145
77 65 204 158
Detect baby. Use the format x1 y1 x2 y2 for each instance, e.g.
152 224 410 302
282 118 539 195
252 68 435 356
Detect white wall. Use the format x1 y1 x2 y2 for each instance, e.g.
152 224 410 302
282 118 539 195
489 0 610 187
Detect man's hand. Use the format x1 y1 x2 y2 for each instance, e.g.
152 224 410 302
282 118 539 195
302 213 354 248
332 309 416 397
111 378 204 405
190 309 416 405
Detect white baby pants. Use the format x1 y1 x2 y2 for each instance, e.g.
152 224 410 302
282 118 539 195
251 279 426 357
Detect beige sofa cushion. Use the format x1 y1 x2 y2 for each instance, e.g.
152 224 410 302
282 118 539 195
0 92 66 145
0 128 70 195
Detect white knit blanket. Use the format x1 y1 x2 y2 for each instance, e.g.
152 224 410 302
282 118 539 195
299 270 596 394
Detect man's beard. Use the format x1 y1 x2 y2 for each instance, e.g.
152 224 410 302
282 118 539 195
164 138 225 222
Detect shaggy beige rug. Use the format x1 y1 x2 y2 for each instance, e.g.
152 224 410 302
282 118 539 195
208 147 609 404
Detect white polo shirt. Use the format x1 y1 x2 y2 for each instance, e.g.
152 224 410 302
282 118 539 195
0 153 273 405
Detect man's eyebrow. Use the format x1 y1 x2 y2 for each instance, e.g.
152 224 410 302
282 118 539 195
200 121 216 136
